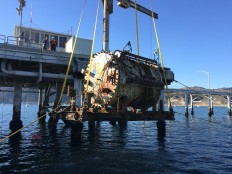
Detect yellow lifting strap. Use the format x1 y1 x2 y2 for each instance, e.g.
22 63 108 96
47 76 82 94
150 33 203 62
149 0 172 107
58 0 87 104
85 0 101 98
134 0 140 56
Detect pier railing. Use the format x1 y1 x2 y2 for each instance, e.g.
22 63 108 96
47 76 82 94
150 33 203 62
0 35 6 43
6 36 43 49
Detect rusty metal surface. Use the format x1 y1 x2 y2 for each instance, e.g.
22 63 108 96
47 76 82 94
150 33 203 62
84 51 163 111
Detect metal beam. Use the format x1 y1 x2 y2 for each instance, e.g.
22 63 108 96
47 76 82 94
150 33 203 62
62 110 174 121
117 0 158 19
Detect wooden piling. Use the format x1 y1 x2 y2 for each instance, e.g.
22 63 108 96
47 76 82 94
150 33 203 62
9 81 23 133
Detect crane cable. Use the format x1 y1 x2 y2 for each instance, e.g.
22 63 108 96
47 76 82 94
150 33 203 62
134 0 140 56
149 0 173 110
58 0 87 104
85 0 100 98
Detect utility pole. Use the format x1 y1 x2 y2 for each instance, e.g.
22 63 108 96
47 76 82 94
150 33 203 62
16 0 26 34
198 70 213 116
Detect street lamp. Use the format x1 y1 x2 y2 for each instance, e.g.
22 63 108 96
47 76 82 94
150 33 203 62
197 70 210 91
197 70 213 115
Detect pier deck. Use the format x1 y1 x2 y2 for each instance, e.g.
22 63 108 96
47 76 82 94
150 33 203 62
0 42 89 87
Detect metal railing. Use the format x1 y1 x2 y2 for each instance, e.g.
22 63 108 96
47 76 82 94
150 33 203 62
6 36 43 49
0 34 6 43
1 35 69 54
0 35 89 61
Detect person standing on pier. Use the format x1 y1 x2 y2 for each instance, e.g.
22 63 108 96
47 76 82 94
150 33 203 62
50 37 57 51
18 32 25 46
43 37 48 50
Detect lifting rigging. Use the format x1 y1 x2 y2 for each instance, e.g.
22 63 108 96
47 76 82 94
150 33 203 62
0 0 175 143
117 0 158 19
48 0 175 141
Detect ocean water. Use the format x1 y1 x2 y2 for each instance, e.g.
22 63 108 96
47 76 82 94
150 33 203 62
0 104 231 174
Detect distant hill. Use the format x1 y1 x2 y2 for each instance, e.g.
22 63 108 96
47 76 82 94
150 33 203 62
216 87 232 92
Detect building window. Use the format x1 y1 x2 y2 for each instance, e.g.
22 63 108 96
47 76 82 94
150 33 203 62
59 37 67 48
24 30 29 42
31 31 39 44
35 32 39 44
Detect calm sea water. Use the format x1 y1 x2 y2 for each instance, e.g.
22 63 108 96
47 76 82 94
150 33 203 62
0 104 231 174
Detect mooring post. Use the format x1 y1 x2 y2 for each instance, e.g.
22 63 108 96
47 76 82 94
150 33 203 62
156 116 166 139
71 120 83 144
9 80 23 134
48 82 62 131
70 56 84 141
37 87 43 119
208 94 213 116
190 94 194 115
211 99 214 115
168 100 174 116
184 92 189 116
208 107 212 116
158 90 164 112
227 95 231 116
39 84 51 123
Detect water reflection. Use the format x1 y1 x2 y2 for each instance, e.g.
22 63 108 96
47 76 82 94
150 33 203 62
1 105 232 173
209 115 214 123
8 132 22 171
185 115 196 129
87 121 101 146
157 137 166 150
227 115 232 125
86 121 128 148
118 122 128 141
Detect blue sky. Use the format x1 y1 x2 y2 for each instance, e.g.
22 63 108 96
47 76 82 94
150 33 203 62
0 0 232 89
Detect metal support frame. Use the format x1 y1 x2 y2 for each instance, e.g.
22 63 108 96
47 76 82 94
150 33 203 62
117 0 158 19
227 95 231 116
37 87 43 118
190 94 194 115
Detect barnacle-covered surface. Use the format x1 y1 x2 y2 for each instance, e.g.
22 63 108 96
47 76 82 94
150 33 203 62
84 50 164 112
